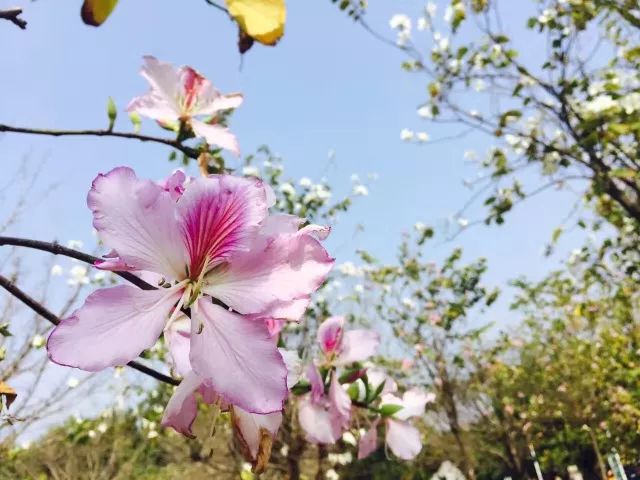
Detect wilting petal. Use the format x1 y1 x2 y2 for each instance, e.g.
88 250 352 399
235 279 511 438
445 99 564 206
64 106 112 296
337 329 380 364
178 175 268 278
278 348 302 389
385 419 422 460
48 285 180 371
329 373 351 429
306 363 325 403
317 316 344 355
88 166 186 280
191 120 240 156
298 397 341 445
165 315 192 377
189 299 287 414
161 370 202 438
203 232 333 318
358 419 379 459
126 56 181 122
231 406 282 460
394 388 431 421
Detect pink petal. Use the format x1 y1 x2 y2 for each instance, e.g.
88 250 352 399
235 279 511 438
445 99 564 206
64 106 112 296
190 120 240 156
158 170 186 200
317 316 344 355
329 373 351 430
88 166 187 280
165 315 192 377
260 297 311 322
177 175 269 279
367 370 397 395
307 363 324 403
395 388 431 421
358 419 380 459
231 406 282 460
385 419 422 460
126 56 181 122
299 224 331 241
161 370 202 438
47 285 180 371
278 348 302 389
195 92 244 116
189 299 287 414
337 329 380 365
298 397 341 445
260 215 304 236
203 228 333 319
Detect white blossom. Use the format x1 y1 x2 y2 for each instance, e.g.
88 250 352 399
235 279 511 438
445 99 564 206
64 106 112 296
50 265 63 276
242 165 259 177
400 128 415 141
389 14 411 31
67 377 79 388
66 240 83 249
67 265 89 286
416 132 430 142
352 184 369 196
425 2 437 17
279 182 296 196
31 335 45 348
299 177 312 187
417 105 432 118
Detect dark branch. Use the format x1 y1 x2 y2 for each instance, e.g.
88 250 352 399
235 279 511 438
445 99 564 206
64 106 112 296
0 274 179 386
0 236 156 291
0 8 27 30
0 124 200 159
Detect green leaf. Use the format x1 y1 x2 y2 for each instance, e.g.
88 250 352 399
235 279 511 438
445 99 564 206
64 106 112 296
379 404 404 417
0 323 11 337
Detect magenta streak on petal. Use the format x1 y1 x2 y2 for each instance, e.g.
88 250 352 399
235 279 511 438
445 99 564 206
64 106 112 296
180 67 207 113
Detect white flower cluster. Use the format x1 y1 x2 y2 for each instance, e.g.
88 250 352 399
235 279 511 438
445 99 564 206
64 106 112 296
400 128 429 142
389 14 412 47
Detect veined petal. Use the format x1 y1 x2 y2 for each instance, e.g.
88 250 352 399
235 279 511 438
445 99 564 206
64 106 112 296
126 57 181 122
191 120 240 156
317 316 344 355
161 370 202 438
88 166 186 280
47 285 180 371
298 397 341 445
385 419 422 460
357 419 380 459
231 406 282 460
159 170 187 200
165 315 192 377
203 233 333 318
178 175 268 278
189 299 287 414
337 329 380 365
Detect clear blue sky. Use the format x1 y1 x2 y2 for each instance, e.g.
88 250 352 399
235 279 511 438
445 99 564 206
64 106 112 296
1 0 585 320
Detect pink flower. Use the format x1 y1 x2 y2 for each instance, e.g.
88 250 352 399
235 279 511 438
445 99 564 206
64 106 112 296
298 364 351 444
400 358 414 372
358 389 432 460
317 316 380 365
47 167 333 414
127 56 243 155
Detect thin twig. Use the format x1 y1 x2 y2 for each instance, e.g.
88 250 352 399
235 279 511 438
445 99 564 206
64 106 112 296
0 274 179 386
0 8 27 30
0 124 200 159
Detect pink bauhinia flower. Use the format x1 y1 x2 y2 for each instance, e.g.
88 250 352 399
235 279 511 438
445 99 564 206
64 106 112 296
357 389 434 460
127 56 243 155
317 316 380 365
47 166 333 414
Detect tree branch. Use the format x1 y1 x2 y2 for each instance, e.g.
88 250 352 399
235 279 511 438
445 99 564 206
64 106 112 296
0 124 200 159
0 274 179 386
0 8 27 30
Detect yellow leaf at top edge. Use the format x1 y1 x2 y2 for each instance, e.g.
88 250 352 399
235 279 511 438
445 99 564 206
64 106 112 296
81 0 119 27
225 0 286 46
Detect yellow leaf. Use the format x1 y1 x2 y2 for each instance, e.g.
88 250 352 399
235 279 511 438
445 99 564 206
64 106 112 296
81 0 119 26
0 381 17 409
225 0 286 46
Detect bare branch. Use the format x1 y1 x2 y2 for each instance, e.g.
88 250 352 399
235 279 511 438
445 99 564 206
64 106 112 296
0 8 26 30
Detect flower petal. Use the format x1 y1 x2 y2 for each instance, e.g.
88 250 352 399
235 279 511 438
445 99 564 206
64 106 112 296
278 348 302 389
204 229 333 318
165 315 192 377
357 419 379 459
178 175 268 278
191 120 240 156
126 56 181 122
159 170 186 200
307 363 324 403
231 406 282 460
385 419 422 460
317 316 344 355
298 397 341 445
189 299 287 414
329 373 351 429
395 388 431 421
47 285 180 371
161 370 202 438
337 329 379 365
88 166 186 280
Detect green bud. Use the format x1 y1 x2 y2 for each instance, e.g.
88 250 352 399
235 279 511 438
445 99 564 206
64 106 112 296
106 96 117 131
129 111 141 133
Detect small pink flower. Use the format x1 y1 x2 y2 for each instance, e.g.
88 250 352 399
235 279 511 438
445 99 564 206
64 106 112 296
317 316 380 365
358 389 433 460
127 56 243 155
47 167 334 414
400 358 414 372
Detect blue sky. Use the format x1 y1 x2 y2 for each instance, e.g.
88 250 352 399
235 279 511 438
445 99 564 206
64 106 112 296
0 0 586 322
